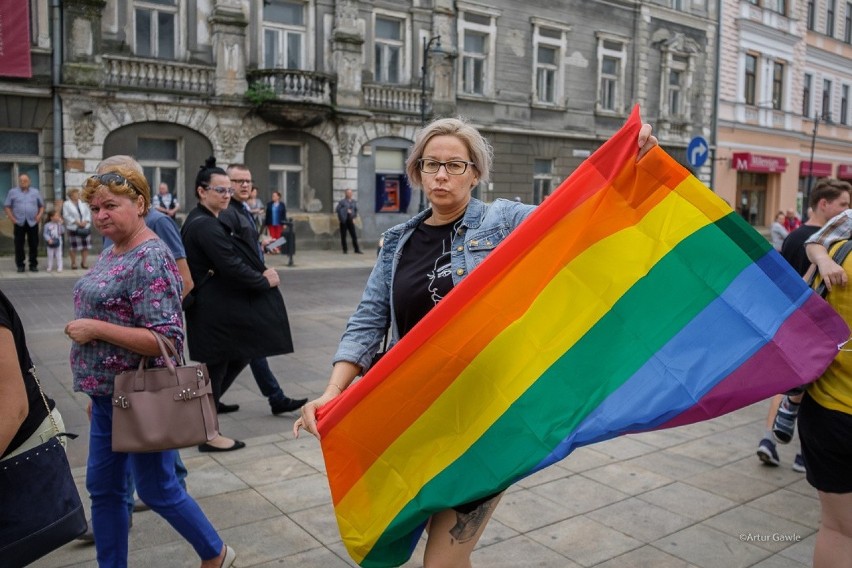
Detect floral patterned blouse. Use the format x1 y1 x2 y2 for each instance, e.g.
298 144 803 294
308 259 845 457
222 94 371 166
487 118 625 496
71 239 184 396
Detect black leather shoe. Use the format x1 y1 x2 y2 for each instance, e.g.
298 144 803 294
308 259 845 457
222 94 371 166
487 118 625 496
29 266 38 272
216 402 240 414
16 267 25 273
198 440 246 452
271 397 308 415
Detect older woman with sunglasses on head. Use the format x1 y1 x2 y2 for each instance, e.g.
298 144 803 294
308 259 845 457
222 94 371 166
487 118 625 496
295 116 657 567
181 158 292 452
65 166 235 568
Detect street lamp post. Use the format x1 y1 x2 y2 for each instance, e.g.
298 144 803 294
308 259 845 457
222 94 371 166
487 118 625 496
419 35 441 212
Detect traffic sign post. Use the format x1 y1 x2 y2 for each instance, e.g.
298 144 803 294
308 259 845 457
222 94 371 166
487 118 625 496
687 136 709 169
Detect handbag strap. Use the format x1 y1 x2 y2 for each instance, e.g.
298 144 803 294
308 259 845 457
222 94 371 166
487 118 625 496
28 366 60 437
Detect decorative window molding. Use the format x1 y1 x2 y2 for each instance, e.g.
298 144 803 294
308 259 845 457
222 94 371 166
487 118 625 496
457 2 500 98
259 0 315 70
657 34 699 121
132 0 182 60
595 32 628 115
531 18 570 108
373 9 411 84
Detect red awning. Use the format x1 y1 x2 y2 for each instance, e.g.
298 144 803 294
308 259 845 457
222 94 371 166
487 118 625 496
838 165 852 180
731 153 787 173
800 161 833 177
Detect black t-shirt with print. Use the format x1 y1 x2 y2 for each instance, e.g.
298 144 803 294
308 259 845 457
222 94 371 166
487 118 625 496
393 216 463 337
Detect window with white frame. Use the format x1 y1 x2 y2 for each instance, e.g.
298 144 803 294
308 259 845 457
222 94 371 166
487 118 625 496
749 0 787 14
533 159 553 205
457 5 500 97
134 0 177 59
596 35 627 113
269 143 303 210
137 138 180 206
532 21 568 106
841 84 849 125
262 0 307 69
807 0 815 30
374 16 404 84
0 131 40 206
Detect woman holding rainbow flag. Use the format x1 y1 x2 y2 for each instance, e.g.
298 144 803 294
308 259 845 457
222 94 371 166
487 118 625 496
295 116 657 567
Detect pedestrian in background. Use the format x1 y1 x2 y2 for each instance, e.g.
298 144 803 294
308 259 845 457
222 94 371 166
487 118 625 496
336 188 362 254
62 188 93 270
153 182 180 220
264 191 287 241
770 211 789 251
222 163 305 416
4 173 44 273
43 210 65 272
248 185 265 233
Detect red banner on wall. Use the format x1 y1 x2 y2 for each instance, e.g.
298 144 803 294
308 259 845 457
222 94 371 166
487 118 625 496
799 161 833 177
0 0 32 78
839 165 852 180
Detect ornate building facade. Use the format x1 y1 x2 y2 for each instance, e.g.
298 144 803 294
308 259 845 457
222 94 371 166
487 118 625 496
714 0 852 226
1 0 718 252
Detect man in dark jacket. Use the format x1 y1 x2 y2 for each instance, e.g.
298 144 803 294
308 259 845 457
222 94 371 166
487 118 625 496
220 163 307 415
336 188 362 254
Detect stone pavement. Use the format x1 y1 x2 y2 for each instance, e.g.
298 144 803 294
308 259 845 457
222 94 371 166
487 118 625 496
1 250 821 568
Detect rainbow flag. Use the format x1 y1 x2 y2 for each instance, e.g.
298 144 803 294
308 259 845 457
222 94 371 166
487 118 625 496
317 107 849 567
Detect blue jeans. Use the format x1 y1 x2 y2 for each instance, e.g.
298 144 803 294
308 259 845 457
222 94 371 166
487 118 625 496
250 357 286 403
125 454 188 513
87 396 222 567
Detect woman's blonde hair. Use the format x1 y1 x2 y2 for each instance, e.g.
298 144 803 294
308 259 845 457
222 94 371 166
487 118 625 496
66 188 81 199
405 117 493 189
82 165 151 215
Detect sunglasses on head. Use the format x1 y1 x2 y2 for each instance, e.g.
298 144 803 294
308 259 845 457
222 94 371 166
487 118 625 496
87 172 139 193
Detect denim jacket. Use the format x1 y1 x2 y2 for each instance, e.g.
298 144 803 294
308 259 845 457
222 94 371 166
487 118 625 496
333 197 535 372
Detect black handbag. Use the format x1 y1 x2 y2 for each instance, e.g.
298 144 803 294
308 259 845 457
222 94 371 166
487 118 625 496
0 367 87 568
74 226 91 237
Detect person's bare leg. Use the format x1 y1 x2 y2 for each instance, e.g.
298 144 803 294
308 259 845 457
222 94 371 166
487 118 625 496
813 491 852 568
422 494 502 568
69 249 77 268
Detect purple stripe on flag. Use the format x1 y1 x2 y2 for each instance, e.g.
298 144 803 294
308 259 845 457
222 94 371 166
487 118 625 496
657 294 847 429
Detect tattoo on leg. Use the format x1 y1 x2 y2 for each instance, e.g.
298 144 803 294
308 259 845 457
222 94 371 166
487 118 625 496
449 500 495 543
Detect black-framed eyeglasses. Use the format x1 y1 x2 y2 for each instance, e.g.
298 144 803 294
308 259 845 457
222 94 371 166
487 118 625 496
202 184 232 195
230 178 253 185
417 159 476 175
87 172 138 193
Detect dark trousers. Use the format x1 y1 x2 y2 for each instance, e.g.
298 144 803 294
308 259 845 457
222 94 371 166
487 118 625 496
249 358 286 404
207 359 250 404
14 222 39 269
340 218 360 253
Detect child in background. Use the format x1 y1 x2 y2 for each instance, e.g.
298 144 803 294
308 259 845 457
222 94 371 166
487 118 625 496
43 210 65 272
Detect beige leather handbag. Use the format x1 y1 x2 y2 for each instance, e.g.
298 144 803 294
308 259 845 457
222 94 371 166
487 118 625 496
111 330 219 452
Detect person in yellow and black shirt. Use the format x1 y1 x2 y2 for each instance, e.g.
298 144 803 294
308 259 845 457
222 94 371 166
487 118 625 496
800 237 852 568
